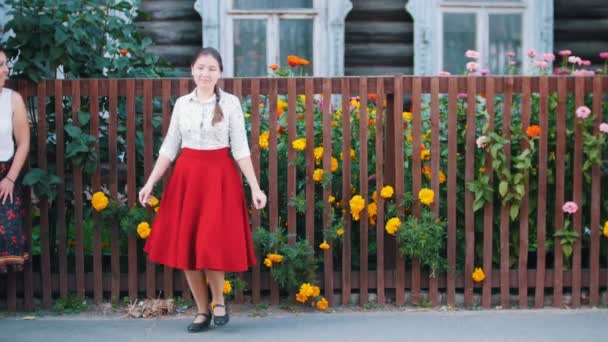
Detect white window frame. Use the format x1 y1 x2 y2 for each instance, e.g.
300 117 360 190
406 0 553 75
195 0 352 77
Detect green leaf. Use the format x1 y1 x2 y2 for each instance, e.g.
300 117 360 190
510 204 520 220
499 181 508 197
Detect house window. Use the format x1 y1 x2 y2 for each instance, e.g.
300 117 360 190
195 0 352 77
406 0 553 75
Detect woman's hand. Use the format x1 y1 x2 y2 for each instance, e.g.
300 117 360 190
138 182 154 207
251 189 267 210
0 177 14 205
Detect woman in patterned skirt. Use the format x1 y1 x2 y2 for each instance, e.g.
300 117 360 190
0 47 30 273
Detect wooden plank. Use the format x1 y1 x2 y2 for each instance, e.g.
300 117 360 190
268 78 280 305
446 77 458 306
161 79 174 299
126 79 138 301
21 80 34 311
232 79 245 304
482 77 496 309
518 77 531 308
143 79 156 299
500 77 514 309
571 77 584 308
37 82 52 308
109 79 120 304
411 77 422 306
305 79 315 245
178 79 191 302
89 79 103 305
359 78 369 305
464 76 476 308
394 76 406 306
250 79 262 304
71 80 86 300
589 76 602 306
534 77 549 308
375 77 385 304
429 77 440 306
287 78 297 246
553 77 567 307
341 78 352 305
322 78 334 306
54 79 68 299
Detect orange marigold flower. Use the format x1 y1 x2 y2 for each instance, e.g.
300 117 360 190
269 64 279 70
119 49 129 56
526 124 541 138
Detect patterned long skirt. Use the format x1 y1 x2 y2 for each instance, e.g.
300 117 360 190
0 160 28 273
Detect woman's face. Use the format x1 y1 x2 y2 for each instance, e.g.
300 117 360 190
191 54 222 90
0 52 9 88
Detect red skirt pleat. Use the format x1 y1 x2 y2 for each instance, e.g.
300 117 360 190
144 148 257 271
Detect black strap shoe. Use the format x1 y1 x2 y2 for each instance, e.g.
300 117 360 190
213 304 230 326
187 312 212 333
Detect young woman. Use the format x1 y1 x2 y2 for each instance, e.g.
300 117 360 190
139 47 266 332
0 47 30 273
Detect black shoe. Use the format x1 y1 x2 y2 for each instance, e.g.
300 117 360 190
213 304 230 326
187 312 212 333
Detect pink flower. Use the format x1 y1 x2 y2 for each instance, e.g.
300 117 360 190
438 71 451 76
457 93 467 99
480 69 490 76
581 60 592 66
465 50 480 59
541 53 555 62
533 60 549 69
599 52 608 59
509 61 517 65
599 123 608 134
573 69 595 76
466 62 478 71
562 201 578 214
575 106 591 119
476 136 488 149
558 50 572 56
568 56 582 64
528 49 537 58
506 51 516 58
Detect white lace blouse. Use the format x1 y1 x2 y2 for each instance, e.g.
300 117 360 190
158 89 251 161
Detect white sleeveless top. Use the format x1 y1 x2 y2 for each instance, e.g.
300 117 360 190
0 88 14 161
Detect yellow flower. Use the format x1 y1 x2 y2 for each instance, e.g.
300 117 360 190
407 134 413 142
423 130 432 141
314 146 324 164
402 111 412 121
438 170 446 184
263 258 272 268
223 280 232 294
313 169 324 182
603 221 608 238
296 292 308 303
372 191 378 203
472 267 486 283
331 157 339 173
299 283 314 297
319 240 330 250
136 222 151 239
298 95 306 102
244 112 251 119
421 149 431 161
479 167 486 173
328 195 335 204
336 228 344 236
418 188 435 206
316 297 329 310
332 120 339 127
147 195 159 207
277 98 288 115
385 217 401 235
259 131 270 150
292 138 306 151
367 202 378 225
312 286 321 297
266 253 284 263
349 195 366 221
154 206 159 214
380 185 394 199
350 99 360 109
91 191 109 212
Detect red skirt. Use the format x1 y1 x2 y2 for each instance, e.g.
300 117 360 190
144 148 257 271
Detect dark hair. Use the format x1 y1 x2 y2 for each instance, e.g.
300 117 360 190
191 47 224 125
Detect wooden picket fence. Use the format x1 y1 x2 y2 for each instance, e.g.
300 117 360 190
1 76 607 311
